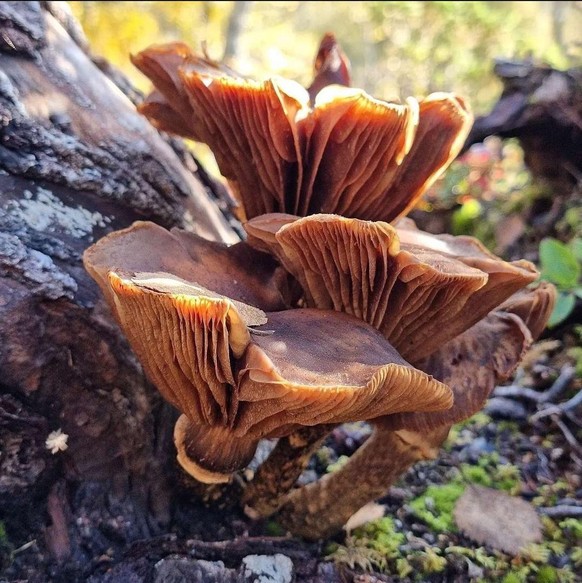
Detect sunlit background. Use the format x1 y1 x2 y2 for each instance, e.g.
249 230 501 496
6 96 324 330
71 1 581 113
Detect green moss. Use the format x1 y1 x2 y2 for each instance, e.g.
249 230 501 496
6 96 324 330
396 557 413 578
502 572 524 583
446 412 492 449
327 516 405 574
326 454 349 473
264 520 286 537
535 565 559 583
410 482 465 533
559 518 582 541
458 454 521 493
541 516 562 541
522 544 551 563
460 464 493 486
568 346 582 377
413 547 447 574
571 547 582 568
492 463 521 493
497 420 520 433
0 521 12 571
352 517 406 559
533 480 572 507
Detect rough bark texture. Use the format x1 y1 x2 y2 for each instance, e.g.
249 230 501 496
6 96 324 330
0 2 238 581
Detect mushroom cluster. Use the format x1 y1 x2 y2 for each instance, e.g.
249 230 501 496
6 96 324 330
84 35 556 539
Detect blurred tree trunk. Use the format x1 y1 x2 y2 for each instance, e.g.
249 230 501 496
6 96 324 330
223 0 252 64
0 1 237 578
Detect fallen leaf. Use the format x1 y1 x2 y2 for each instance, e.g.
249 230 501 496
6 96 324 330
344 502 386 533
454 485 542 555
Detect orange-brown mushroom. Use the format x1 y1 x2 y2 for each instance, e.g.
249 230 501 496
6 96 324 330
307 32 351 102
83 34 559 541
275 283 555 539
132 41 472 222
240 216 549 526
244 213 538 361
83 222 452 483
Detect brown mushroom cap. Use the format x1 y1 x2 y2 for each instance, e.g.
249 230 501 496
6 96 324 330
88 260 451 482
395 220 539 355
132 41 472 222
381 308 532 433
236 309 452 436
245 213 537 361
307 32 352 103
381 282 556 435
178 73 308 220
498 281 557 341
83 220 288 313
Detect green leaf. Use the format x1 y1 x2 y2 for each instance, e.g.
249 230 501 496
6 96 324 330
569 238 582 263
539 238 580 288
547 293 576 328
575 288 582 300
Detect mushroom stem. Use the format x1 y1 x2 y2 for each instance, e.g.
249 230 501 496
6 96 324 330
275 424 449 540
242 424 335 518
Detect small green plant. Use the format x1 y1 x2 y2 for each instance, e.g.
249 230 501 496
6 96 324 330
535 565 559 583
571 547 582 569
412 547 447 574
327 516 405 573
410 482 465 532
558 518 582 541
539 237 582 327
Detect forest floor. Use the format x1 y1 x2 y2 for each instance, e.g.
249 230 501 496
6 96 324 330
16 330 573 583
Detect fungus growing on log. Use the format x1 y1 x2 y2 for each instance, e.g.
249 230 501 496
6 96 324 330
84 222 451 483
82 34 556 539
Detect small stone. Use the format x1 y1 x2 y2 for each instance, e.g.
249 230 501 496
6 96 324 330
422 532 436 545
241 554 294 583
466 558 484 579
484 397 527 421
296 469 318 486
154 558 239 583
459 436 495 463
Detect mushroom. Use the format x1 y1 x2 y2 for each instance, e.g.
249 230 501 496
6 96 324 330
131 40 472 222
84 222 452 483
81 34 557 538
244 213 538 361
307 32 351 102
274 282 556 539
241 215 549 523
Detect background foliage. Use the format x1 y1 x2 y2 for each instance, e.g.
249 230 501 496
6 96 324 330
71 1 582 113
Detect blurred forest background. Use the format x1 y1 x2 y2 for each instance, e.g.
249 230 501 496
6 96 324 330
71 1 582 327
71 1 582 111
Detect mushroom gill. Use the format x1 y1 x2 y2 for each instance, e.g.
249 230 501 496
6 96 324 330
132 42 472 222
83 222 452 483
275 282 553 539
244 213 538 361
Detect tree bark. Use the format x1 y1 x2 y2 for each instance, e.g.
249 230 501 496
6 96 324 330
0 2 237 579
465 59 582 197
